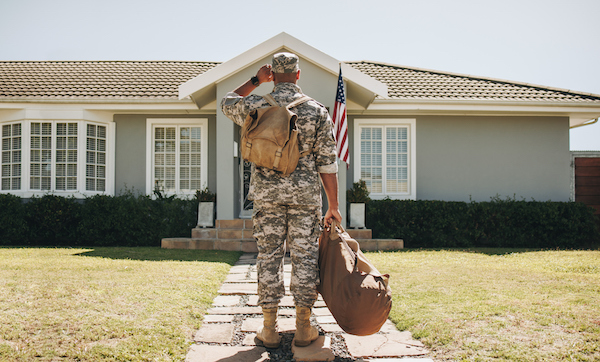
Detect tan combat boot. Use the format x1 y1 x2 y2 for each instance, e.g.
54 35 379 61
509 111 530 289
256 307 281 348
294 306 319 347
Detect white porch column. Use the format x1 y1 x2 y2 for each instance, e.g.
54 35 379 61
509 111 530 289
338 163 347 223
216 110 235 220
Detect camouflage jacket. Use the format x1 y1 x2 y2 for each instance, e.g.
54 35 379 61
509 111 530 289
221 82 338 206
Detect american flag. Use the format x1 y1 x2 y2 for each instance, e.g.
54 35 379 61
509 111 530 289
332 66 349 166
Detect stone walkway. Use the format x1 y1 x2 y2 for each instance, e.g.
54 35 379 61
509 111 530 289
186 253 433 362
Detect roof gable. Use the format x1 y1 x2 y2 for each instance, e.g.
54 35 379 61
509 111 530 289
177 32 388 109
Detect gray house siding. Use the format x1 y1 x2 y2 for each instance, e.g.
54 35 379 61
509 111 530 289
114 114 217 196
416 116 570 202
347 115 570 203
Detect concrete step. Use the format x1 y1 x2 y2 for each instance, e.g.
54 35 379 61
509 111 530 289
193 220 372 240
161 238 403 252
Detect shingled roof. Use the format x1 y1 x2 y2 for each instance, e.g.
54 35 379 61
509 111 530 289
0 61 218 99
1 60 599 103
347 61 600 103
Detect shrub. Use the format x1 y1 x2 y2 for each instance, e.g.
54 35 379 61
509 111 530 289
25 195 83 246
347 180 371 203
0 193 28 245
0 193 198 247
366 198 600 248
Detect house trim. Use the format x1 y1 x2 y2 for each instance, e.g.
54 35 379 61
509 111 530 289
178 32 388 109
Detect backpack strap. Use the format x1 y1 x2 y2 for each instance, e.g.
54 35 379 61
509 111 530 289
287 95 312 109
262 94 278 107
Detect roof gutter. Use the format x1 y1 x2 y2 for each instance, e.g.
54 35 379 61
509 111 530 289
570 118 599 129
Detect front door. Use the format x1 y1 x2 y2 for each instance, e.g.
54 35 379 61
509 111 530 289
239 159 253 218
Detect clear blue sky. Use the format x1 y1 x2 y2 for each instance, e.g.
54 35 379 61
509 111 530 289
1 0 598 150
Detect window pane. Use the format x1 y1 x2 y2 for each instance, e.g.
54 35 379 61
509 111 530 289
86 124 106 191
360 125 410 195
1 124 22 190
97 179 105 192
153 124 204 194
166 128 176 139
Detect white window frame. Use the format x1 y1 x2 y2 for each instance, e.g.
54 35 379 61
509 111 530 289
353 119 417 200
0 120 115 198
145 118 208 198
1 122 23 192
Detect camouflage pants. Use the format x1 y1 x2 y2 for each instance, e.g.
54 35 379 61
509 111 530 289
253 202 322 309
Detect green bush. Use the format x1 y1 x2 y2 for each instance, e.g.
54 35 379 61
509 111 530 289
0 193 198 247
0 193 28 245
2 194 598 248
25 195 83 246
366 198 600 248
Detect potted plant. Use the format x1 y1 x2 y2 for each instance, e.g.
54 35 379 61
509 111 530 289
346 180 371 229
195 186 216 228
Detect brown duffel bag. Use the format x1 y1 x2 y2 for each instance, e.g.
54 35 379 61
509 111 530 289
241 94 311 176
317 221 392 336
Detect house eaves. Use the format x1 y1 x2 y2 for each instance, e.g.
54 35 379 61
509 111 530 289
178 32 388 109
348 61 600 127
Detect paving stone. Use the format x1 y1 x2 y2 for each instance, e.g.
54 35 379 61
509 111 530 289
241 317 263 332
186 345 268 362
379 319 398 338
314 299 327 308
279 308 296 316
316 316 337 324
224 273 256 283
193 323 235 344
313 307 332 316
228 265 251 274
241 317 296 333
207 306 262 315
291 335 335 361
218 283 257 295
247 295 325 308
247 295 259 306
342 333 428 358
242 333 259 346
212 295 241 307
235 258 256 265
320 323 344 333
203 314 235 323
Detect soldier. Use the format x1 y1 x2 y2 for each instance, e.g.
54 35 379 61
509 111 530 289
221 52 342 348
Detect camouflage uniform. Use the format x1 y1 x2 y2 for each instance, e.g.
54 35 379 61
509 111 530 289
221 56 338 308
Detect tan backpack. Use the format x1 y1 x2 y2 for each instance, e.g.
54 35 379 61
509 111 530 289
241 94 312 176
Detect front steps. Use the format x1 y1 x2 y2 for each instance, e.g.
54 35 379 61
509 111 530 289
161 219 404 251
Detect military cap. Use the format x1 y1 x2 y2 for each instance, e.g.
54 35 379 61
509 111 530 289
271 52 300 73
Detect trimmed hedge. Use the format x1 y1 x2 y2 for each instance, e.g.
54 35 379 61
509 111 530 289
0 193 198 247
366 198 600 248
2 194 598 248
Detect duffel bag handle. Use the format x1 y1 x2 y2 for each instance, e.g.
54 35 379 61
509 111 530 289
329 220 390 285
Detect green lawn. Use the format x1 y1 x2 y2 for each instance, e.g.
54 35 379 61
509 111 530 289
2 247 599 361
0 247 241 361
367 249 600 362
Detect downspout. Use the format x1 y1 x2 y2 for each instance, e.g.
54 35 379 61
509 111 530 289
570 118 599 129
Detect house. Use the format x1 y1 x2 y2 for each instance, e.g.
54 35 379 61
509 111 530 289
2 32 600 225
